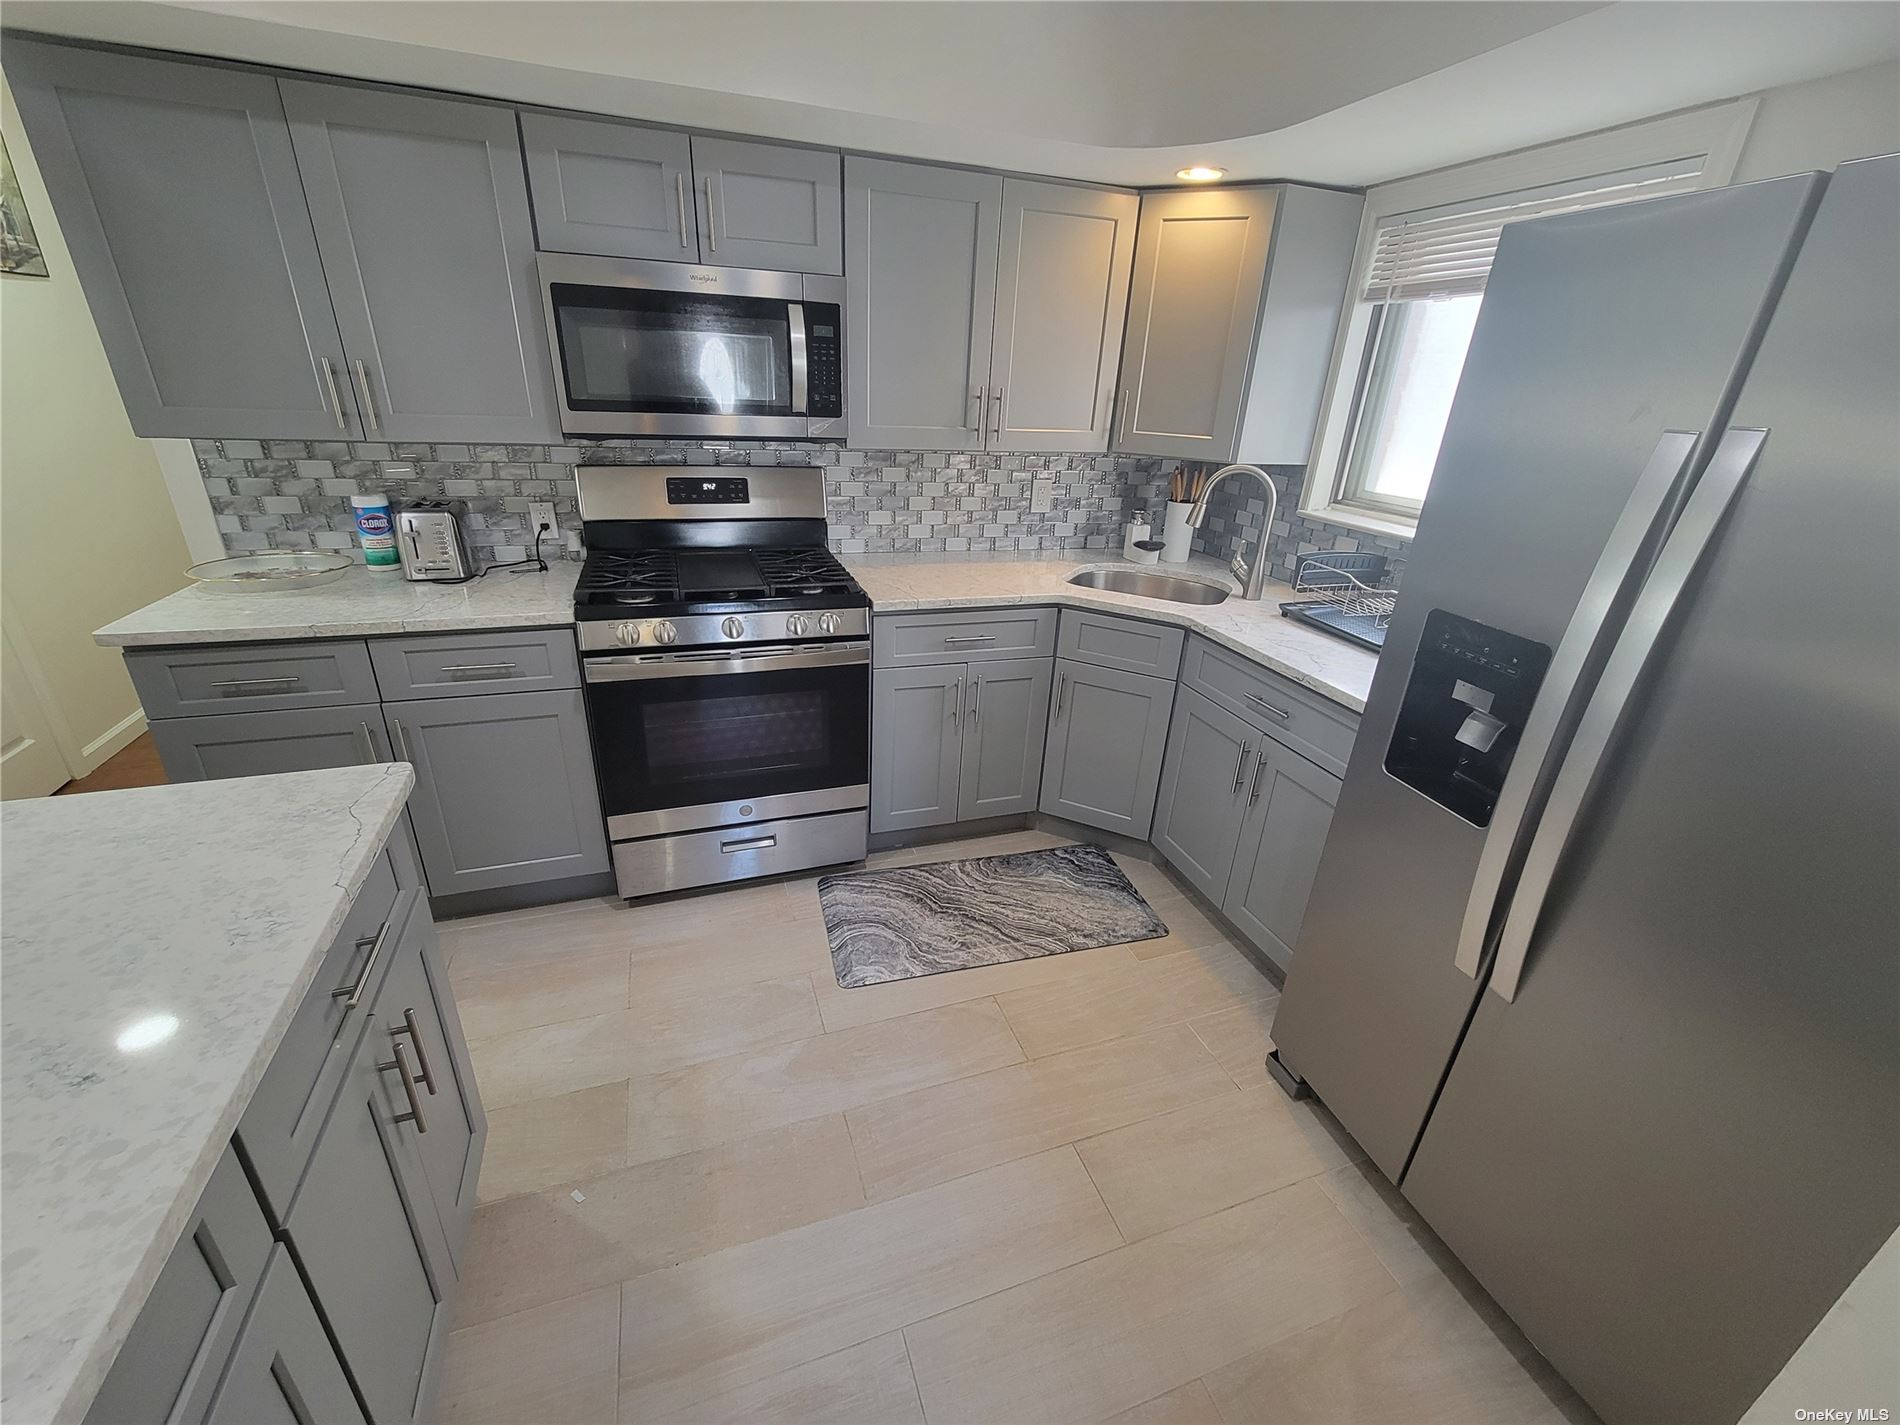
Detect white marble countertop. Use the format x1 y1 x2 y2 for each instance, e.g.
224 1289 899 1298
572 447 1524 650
0 765 415 1425
93 561 580 647
842 551 1379 713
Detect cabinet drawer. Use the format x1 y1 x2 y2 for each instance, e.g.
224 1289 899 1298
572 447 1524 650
127 641 378 717
874 607 1057 667
237 843 412 1225
1180 637 1359 778
83 1148 273 1425
1057 609 1185 678
370 628 579 700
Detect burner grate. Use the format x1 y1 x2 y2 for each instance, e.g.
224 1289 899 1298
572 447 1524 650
575 550 683 605
753 546 858 597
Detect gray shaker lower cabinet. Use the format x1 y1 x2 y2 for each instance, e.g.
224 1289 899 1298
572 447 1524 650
870 664 965 833
957 657 1053 820
1222 742 1342 972
1150 685 1260 904
1039 658 1175 839
287 995 453 1425
385 689 609 895
149 704 390 782
204 1247 366 1425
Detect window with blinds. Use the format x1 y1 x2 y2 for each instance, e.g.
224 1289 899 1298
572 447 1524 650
1360 157 1710 304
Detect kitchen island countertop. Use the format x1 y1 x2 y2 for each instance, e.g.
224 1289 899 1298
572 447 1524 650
0 765 415 1425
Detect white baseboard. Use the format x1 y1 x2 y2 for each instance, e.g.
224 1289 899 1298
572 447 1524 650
79 707 147 770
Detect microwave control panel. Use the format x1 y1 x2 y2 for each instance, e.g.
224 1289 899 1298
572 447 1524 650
804 303 843 419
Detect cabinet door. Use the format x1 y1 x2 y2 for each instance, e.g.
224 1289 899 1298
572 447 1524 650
870 664 965 833
203 1246 366 1425
148 704 388 783
386 689 609 896
1151 686 1258 903
1222 742 1342 971
282 80 560 444
1113 186 1279 461
957 657 1053 821
692 136 842 275
988 180 1138 453
3 40 358 439
845 157 1001 450
521 112 697 261
290 1006 451 1425
1040 659 1175 839
369 900 487 1271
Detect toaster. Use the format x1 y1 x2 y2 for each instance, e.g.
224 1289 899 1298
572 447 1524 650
395 501 473 581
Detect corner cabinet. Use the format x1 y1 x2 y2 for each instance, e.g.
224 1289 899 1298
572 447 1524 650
2 40 360 439
281 80 561 445
1040 658 1176 840
846 159 1138 453
1112 183 1364 465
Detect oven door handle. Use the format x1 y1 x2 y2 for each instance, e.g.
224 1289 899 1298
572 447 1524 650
788 302 809 415
583 642 870 682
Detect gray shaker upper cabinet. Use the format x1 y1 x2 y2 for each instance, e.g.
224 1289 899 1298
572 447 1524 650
692 136 843 275
521 112 698 261
988 179 1138 453
1113 184 1363 465
2 41 360 439
845 156 1002 451
281 80 561 445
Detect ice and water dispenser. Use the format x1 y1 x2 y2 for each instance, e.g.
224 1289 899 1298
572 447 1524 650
1384 609 1553 827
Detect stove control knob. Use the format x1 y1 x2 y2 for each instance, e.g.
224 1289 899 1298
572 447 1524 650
817 612 841 636
721 616 746 640
614 621 641 647
785 613 809 638
651 620 677 646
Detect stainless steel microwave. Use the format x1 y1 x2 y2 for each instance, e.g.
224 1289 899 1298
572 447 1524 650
537 252 844 440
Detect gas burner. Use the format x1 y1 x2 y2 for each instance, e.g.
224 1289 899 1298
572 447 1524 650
754 547 859 598
575 550 682 606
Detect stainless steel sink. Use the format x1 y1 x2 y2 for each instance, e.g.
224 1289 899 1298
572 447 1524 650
1066 568 1230 605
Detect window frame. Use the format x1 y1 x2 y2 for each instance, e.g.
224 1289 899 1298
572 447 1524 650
1302 99 1759 539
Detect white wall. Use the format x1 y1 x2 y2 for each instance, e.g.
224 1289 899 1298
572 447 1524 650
1733 60 1900 181
1 77 192 779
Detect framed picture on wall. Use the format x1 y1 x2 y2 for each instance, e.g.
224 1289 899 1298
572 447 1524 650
0 133 49 277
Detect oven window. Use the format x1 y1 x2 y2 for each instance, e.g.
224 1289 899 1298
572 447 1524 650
552 284 792 415
586 659 869 817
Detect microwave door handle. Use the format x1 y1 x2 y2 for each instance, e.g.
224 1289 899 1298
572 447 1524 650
788 303 808 415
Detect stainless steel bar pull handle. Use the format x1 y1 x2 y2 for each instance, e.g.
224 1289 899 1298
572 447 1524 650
393 1008 438 1094
1248 751 1268 804
969 385 985 437
380 1040 427 1132
1452 429 1701 983
391 719 412 763
970 676 982 725
676 172 690 248
1118 388 1132 445
941 635 996 646
1233 741 1252 793
439 663 517 675
720 834 777 854
319 357 347 430
950 676 962 727
704 175 717 252
356 721 377 763
1055 670 1067 717
1244 693 1291 722
332 920 393 1009
990 387 1004 442
1486 427 1768 1004
210 675 301 689
352 360 380 433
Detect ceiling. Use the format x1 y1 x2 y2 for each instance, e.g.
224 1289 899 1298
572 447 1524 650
6 1 1898 187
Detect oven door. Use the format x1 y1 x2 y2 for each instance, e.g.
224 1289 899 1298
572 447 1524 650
582 642 869 839
540 253 812 438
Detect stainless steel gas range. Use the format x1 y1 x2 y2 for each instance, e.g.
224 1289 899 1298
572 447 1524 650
572 465 870 898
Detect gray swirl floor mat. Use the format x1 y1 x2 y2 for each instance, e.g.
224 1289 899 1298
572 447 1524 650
818 842 1169 988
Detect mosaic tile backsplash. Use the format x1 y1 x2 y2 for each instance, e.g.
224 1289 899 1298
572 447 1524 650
190 438 1410 575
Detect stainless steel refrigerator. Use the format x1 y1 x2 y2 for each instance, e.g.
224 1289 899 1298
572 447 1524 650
1270 153 1899 1425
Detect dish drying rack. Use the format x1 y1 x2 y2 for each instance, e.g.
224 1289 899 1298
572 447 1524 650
1278 552 1404 652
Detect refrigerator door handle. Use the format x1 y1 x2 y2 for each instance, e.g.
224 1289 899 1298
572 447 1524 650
1453 429 1703 981
1486 427 1769 1002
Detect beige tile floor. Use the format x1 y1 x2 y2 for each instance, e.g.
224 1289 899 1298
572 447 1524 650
432 829 1601 1425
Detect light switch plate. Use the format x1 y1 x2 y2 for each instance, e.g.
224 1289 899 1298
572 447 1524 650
1030 477 1055 514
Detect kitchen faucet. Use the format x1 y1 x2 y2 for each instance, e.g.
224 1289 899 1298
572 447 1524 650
1185 463 1279 599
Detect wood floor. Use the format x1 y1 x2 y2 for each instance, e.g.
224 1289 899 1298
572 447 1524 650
51 731 167 795
433 829 1600 1425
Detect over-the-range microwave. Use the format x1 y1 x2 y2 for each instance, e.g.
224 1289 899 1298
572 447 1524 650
537 252 844 440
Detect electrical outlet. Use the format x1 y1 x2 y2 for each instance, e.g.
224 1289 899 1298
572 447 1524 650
527 502 559 551
1030 477 1055 514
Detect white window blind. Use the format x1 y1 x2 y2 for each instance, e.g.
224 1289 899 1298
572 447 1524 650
1361 156 1711 303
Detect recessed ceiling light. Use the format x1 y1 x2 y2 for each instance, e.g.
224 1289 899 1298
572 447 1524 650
1176 166 1226 183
